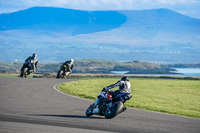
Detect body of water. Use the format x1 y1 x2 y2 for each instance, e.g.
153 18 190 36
111 71 129 74
171 68 200 77
111 68 200 77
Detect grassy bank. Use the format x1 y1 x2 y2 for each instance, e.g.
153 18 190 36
0 73 20 77
58 78 200 118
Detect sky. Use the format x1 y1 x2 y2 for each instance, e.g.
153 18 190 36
0 0 200 19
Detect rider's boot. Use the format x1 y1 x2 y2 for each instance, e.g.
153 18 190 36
119 107 126 114
122 107 126 111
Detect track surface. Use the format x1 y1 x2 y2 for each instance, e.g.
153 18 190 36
0 77 199 133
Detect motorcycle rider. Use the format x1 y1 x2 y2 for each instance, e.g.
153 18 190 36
103 76 132 100
61 59 74 76
94 76 132 113
22 53 38 72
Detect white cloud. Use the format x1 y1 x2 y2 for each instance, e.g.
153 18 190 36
153 0 199 5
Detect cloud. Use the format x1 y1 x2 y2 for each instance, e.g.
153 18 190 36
156 0 199 4
0 0 200 19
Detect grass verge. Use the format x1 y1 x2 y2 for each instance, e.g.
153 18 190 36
0 73 20 77
58 78 200 118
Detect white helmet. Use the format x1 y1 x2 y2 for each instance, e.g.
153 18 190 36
70 59 74 63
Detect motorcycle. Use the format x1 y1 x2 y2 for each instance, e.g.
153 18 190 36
20 60 35 78
56 64 71 79
86 89 131 119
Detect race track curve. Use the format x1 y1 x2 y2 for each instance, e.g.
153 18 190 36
0 77 199 133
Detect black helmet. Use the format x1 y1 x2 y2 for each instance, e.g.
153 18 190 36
120 76 129 81
32 53 37 58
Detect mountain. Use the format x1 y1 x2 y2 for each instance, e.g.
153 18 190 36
0 7 200 63
0 7 126 35
74 9 200 45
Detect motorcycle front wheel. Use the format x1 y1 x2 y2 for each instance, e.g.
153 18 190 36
56 70 64 79
20 67 28 78
86 105 94 116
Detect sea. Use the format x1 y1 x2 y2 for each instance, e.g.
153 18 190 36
171 68 200 77
111 68 200 77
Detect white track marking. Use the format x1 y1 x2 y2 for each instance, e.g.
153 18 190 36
53 84 93 102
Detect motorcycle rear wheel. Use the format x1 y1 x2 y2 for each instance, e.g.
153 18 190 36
104 101 123 119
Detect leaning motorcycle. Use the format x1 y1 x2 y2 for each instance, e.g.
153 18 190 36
20 60 34 78
86 89 132 119
56 65 71 79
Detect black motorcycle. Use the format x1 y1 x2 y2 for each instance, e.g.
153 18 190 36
56 64 71 79
86 89 132 119
20 60 34 78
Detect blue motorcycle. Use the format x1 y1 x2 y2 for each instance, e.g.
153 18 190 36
86 89 132 119
20 60 34 78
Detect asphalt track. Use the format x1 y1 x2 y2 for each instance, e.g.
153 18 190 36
0 77 199 133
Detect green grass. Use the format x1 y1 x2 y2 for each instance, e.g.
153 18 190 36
58 78 200 118
0 73 20 77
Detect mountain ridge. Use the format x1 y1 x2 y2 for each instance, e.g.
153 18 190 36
1 7 199 43
0 7 199 63
0 7 127 35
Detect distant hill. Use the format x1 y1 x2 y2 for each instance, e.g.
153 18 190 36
73 8 200 46
1 7 199 41
0 7 200 63
0 59 176 74
0 7 126 35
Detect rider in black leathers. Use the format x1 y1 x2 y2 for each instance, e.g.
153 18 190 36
22 53 38 73
61 59 74 76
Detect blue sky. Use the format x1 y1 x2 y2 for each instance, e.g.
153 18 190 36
0 0 200 19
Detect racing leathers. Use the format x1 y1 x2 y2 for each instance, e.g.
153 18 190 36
61 61 74 76
23 56 38 72
92 80 132 114
104 80 132 99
